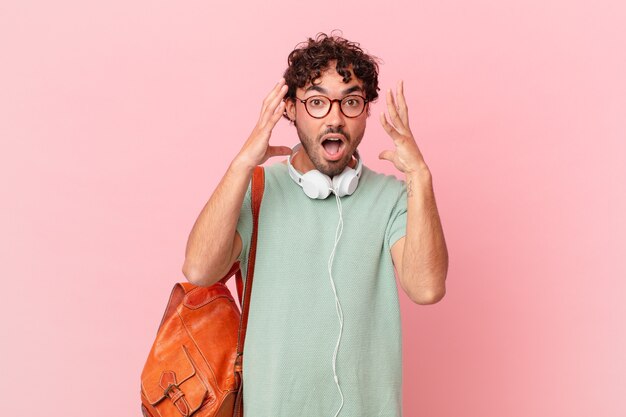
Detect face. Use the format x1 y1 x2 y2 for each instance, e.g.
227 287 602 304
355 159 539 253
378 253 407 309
285 62 368 177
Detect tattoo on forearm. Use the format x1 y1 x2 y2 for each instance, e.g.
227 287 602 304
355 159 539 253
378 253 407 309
407 179 414 198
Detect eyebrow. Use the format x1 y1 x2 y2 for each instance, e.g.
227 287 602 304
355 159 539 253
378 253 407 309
305 85 364 95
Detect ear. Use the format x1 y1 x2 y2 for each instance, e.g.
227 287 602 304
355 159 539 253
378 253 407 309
285 98 296 121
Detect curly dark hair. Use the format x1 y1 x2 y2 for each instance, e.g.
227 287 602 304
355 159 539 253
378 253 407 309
282 32 381 120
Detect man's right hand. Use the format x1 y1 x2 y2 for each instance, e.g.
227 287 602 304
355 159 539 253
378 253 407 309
234 78 293 171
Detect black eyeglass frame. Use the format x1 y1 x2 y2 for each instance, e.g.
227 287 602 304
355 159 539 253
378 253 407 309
292 94 369 119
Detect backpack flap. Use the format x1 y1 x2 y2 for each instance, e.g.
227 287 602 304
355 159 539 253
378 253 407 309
141 344 209 416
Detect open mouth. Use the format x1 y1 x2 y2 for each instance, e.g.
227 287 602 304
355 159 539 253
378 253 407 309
321 135 346 161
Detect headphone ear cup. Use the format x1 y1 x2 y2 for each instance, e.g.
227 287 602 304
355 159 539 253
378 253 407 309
301 170 333 199
332 167 359 197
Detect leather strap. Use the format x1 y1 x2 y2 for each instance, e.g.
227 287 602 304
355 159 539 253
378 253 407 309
218 261 244 305
233 165 264 417
236 165 264 359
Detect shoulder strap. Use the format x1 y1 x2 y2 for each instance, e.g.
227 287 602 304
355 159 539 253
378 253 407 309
233 165 264 375
234 165 264 304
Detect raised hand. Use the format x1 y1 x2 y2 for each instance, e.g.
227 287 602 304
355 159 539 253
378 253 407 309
378 80 429 176
235 78 293 170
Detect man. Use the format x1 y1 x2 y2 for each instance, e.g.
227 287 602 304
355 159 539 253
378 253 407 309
183 33 448 417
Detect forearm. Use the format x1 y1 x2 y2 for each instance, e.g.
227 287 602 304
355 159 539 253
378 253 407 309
401 168 448 303
182 156 254 284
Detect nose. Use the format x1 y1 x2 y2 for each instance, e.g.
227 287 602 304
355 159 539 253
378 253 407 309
325 100 345 128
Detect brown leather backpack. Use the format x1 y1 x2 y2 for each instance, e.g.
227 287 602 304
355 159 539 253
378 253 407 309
140 166 264 417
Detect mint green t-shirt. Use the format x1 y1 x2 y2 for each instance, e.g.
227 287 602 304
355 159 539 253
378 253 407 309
236 160 408 417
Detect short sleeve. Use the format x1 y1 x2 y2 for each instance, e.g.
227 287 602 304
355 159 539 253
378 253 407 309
236 181 253 264
385 180 408 249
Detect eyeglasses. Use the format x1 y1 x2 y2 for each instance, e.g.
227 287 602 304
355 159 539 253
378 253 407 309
294 95 368 119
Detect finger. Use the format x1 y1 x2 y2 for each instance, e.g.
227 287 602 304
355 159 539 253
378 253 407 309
265 101 286 129
259 100 285 136
378 149 395 161
261 78 285 117
396 80 409 126
379 112 403 143
261 85 288 126
386 88 406 132
266 145 293 158
261 78 287 115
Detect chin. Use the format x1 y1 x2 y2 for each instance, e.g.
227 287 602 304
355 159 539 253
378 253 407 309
317 156 351 177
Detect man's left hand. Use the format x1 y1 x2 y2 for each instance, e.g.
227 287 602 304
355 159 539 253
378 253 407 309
378 80 429 176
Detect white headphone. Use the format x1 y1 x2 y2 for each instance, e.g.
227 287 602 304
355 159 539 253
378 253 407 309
287 143 362 199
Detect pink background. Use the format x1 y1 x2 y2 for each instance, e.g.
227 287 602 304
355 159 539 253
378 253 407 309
1 0 625 416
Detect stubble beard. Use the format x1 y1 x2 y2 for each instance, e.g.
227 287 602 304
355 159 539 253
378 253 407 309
295 126 363 177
